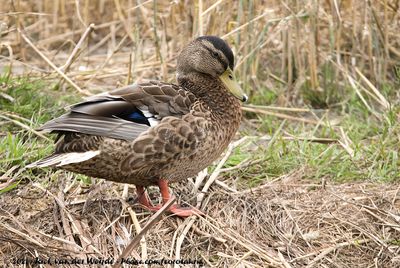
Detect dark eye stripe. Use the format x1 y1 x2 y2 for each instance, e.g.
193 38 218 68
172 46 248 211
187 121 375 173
200 43 228 69
201 43 218 58
197 36 234 69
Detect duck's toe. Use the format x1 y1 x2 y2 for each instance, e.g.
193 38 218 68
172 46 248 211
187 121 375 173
142 203 203 217
167 204 203 217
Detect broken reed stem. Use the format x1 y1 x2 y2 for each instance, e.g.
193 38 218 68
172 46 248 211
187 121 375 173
174 217 196 268
83 33 129 86
198 0 203 36
306 239 371 268
0 114 51 141
112 196 175 268
355 67 390 109
222 11 307 39
201 0 223 16
126 52 133 85
123 201 148 265
197 136 248 208
242 106 327 126
59 23 95 73
18 29 90 96
2 222 45 248
244 104 320 113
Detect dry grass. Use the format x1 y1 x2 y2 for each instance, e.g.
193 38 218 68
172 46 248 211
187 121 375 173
1 0 400 267
1 0 399 104
1 170 399 267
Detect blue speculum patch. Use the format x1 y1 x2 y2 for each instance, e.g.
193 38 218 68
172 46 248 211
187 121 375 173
121 109 151 126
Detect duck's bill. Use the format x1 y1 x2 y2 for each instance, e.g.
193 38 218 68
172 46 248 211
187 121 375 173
219 68 248 102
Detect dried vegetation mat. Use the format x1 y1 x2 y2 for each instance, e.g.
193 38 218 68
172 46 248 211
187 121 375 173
1 170 399 267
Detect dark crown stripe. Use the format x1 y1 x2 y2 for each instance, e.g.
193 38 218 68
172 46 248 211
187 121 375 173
197 36 234 69
199 42 228 70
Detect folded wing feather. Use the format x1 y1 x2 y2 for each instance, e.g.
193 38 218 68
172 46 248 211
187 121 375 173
28 82 196 167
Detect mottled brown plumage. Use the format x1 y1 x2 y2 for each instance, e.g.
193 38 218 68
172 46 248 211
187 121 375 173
28 36 247 217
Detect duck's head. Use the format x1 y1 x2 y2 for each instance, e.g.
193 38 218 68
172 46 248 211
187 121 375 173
177 36 248 102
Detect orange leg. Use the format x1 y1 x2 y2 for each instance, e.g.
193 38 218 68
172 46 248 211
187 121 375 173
136 185 154 209
157 179 203 217
136 180 203 217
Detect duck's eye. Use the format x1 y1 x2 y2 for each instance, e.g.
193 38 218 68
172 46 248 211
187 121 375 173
212 51 219 58
228 74 233 80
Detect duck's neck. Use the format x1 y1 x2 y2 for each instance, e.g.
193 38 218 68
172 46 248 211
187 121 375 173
177 72 242 120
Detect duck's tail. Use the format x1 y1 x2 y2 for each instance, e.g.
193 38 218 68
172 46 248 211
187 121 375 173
26 151 100 168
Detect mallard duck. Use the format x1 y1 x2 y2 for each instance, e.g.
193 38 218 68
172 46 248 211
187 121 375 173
28 36 247 217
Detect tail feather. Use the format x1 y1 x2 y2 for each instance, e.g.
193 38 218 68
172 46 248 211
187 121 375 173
27 150 100 168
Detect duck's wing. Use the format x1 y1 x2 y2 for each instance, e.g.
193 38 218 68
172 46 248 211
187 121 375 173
40 81 196 141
